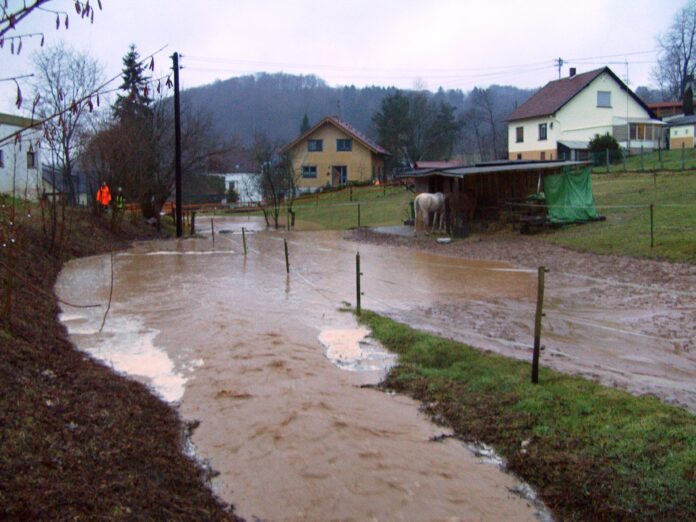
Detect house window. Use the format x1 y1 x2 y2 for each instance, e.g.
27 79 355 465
336 138 352 151
308 139 323 152
538 123 547 141
516 153 522 160
301 165 317 178
516 126 524 143
27 147 36 169
597 91 612 108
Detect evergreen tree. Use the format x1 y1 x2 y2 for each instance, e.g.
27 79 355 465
113 44 152 120
300 113 310 134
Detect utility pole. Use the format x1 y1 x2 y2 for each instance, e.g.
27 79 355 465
625 60 631 154
556 57 564 80
172 52 183 238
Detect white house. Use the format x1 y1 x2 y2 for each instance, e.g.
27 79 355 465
0 113 43 200
215 172 262 204
507 67 664 160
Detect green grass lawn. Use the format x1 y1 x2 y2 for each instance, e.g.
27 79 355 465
593 147 696 173
359 310 696 522
544 170 696 263
226 184 412 231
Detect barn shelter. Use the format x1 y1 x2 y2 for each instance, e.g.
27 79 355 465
398 160 596 232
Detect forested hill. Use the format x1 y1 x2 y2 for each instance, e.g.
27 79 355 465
180 72 537 150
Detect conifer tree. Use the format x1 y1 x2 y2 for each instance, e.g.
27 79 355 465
300 113 310 134
113 44 152 120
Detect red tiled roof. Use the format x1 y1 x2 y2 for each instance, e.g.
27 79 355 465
648 101 682 109
507 68 606 121
282 115 389 155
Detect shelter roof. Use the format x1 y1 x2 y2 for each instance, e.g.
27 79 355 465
557 140 590 150
281 115 389 155
397 160 588 179
507 67 656 122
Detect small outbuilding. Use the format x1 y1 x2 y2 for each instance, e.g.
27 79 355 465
398 159 597 234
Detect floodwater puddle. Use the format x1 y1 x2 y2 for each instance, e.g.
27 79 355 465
55 218 549 521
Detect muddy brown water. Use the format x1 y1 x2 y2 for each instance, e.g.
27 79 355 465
55 216 695 520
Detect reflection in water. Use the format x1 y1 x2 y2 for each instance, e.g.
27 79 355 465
319 327 397 374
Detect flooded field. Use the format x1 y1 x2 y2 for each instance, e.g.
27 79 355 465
55 216 695 520
56 217 547 521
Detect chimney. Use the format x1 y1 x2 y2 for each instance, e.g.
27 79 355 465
569 67 577 78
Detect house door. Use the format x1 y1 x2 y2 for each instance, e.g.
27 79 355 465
332 166 347 186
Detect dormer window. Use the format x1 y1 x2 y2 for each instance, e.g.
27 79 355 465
597 91 612 108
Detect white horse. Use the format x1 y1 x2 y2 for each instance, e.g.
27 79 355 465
414 192 447 233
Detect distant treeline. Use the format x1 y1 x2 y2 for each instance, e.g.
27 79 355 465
181 72 664 165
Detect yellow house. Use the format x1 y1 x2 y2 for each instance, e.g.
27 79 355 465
282 116 389 191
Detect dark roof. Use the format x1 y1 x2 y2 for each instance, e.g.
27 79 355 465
666 114 696 127
507 67 656 121
413 160 464 169
281 115 389 155
398 160 588 179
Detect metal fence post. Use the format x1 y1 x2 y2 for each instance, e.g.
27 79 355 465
682 142 686 170
242 227 247 255
606 148 610 173
357 203 361 228
640 144 644 171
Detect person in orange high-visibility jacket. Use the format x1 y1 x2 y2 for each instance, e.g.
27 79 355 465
96 181 112 212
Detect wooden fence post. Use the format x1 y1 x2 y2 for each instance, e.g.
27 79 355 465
242 227 247 255
682 142 686 170
606 149 610 173
356 252 362 315
650 203 654 249
284 238 290 274
190 211 196 235
210 217 215 244
357 203 361 228
531 266 547 384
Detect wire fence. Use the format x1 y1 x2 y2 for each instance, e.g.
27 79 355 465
588 146 696 173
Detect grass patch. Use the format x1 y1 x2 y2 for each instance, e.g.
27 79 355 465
358 310 696 521
592 148 696 173
544 170 696 263
225 185 412 231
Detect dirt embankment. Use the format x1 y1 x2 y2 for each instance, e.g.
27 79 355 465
0 211 238 521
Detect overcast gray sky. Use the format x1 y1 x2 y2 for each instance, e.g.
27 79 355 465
0 0 686 114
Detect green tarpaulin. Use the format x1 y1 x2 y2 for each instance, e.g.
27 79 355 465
543 168 599 223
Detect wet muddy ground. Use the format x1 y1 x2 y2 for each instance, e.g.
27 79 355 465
56 218 548 521
350 227 696 413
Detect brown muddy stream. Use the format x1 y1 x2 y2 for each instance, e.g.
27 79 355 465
55 216 695 520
